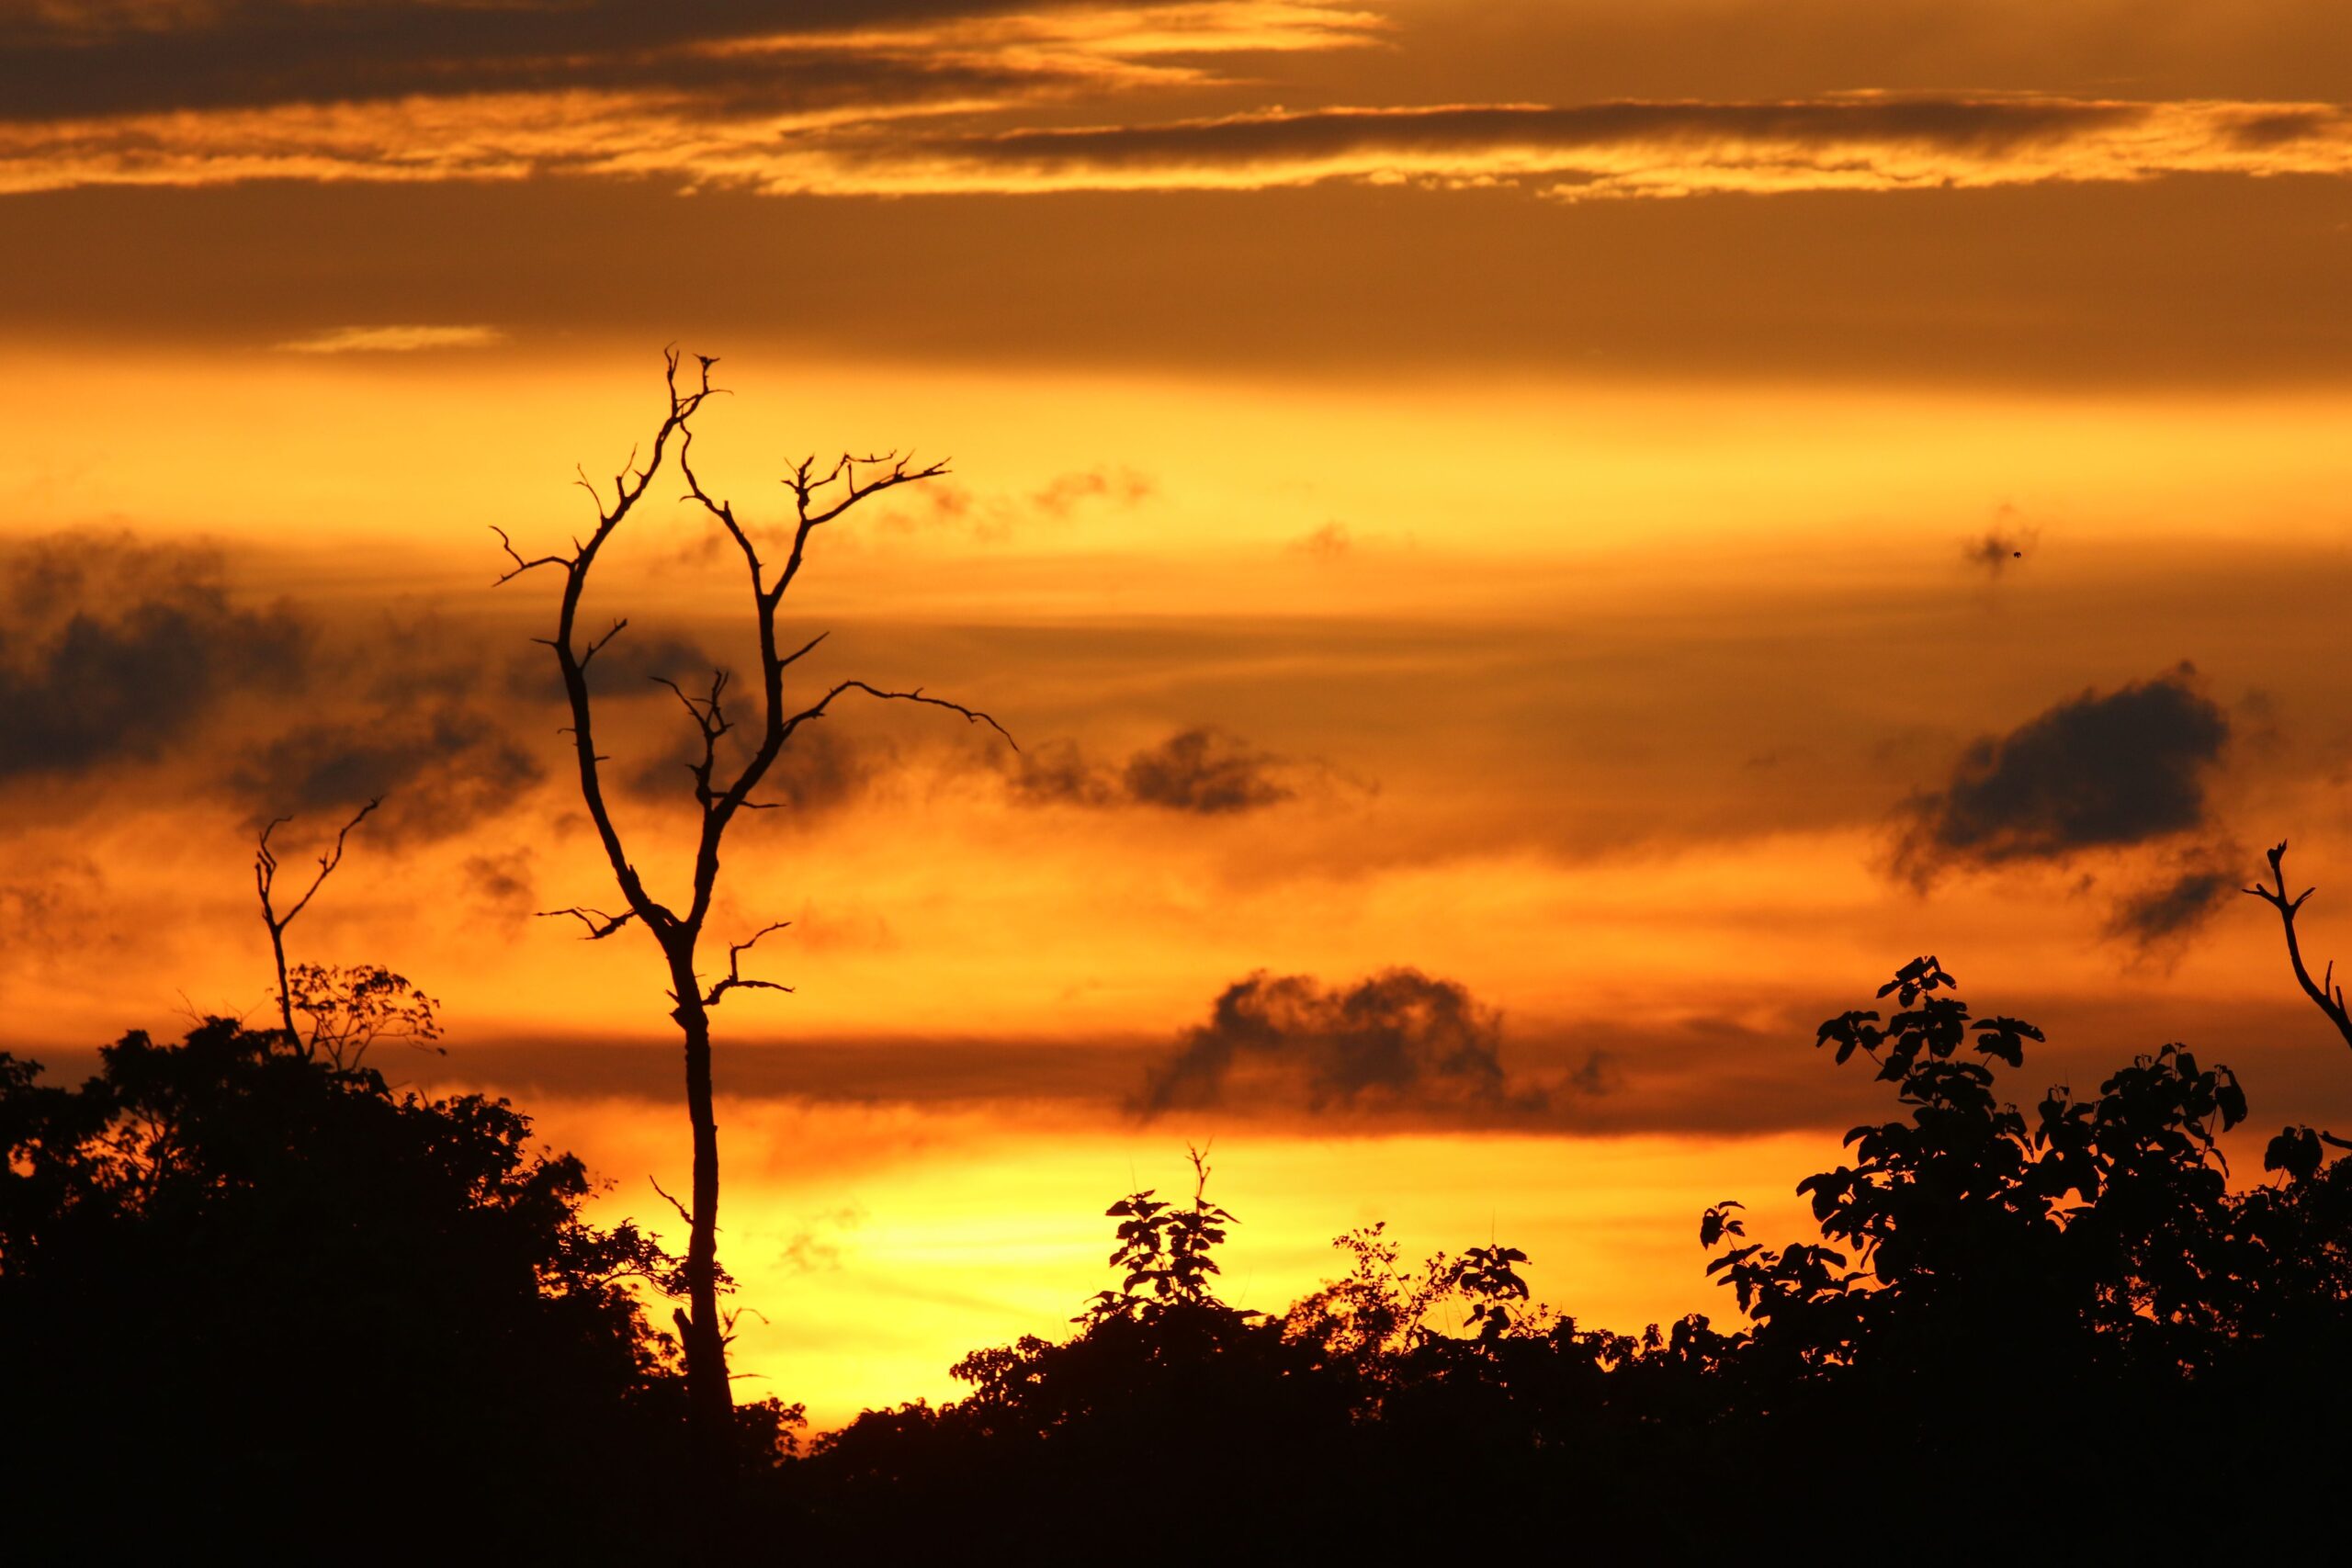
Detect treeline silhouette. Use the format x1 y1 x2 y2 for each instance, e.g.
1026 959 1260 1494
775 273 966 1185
6 961 2349 1555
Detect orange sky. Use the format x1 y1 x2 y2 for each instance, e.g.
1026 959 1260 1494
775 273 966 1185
5 0 2352 1425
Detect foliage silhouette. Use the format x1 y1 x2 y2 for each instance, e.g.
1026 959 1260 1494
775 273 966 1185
13 957 2352 1553
788 958 2352 1555
0 1020 798 1553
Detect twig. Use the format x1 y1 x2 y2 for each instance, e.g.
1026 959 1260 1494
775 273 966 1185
704 920 794 1008
537 905 638 941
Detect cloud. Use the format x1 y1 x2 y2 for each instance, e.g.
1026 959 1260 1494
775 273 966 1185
2104 841 2247 953
0 1 1146 120
1010 727 1298 814
506 633 729 702
1136 968 1577 1123
1894 663 2231 881
1028 465 1155 518
621 718 888 819
1288 522 1352 559
764 726 890 813
1963 504 2039 576
234 704 543 843
461 848 537 924
0 532 305 783
1007 738 1120 808
274 323 505 354
0 3 1388 193
0 856 113 969
1124 727 1293 813
0 531 564 844
776 1203 868 1277
890 466 1157 542
859 94 2352 199
7 6 2350 209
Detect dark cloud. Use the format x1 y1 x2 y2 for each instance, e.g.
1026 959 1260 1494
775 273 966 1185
0 532 304 783
1963 505 2038 576
1008 727 1299 815
0 532 562 841
939 96 2155 175
0 0 1045 122
1136 969 1577 1124
761 725 889 814
1894 663 2230 880
2105 842 2247 953
235 704 542 843
1123 728 1294 814
1007 739 1120 809
461 849 537 924
2228 107 2350 147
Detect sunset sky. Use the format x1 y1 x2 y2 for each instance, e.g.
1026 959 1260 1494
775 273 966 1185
5 0 2352 1425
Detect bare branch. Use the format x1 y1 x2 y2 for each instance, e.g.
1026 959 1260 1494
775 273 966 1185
704 920 795 1008
782 680 1018 752
582 616 630 666
266 799 380 932
537 905 639 941
490 525 570 585
2245 840 2352 1051
254 798 380 1055
650 1174 695 1228
800 456 952 531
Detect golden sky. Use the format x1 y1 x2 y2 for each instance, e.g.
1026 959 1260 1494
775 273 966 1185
5 0 2352 1424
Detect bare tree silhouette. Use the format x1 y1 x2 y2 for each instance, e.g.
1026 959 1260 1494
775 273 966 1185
254 798 441 1071
495 349 1012 1460
2246 840 2352 1051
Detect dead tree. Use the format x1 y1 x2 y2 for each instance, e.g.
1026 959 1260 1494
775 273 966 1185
2245 840 2352 1052
495 350 1011 1457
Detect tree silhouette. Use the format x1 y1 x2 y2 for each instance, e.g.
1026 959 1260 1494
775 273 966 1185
494 350 1012 1461
0 1019 756 1552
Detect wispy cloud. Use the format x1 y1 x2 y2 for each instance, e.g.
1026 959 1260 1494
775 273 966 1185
821 95 2352 199
274 323 507 355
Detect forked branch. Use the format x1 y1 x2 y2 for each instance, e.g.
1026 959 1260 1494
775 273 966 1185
704 920 795 1008
255 798 380 1054
537 905 639 941
2246 840 2352 1051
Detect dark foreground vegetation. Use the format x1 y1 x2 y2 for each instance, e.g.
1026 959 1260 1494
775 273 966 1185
6 959 2350 1557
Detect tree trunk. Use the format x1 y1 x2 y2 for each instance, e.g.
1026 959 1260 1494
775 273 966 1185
669 976 733 1458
